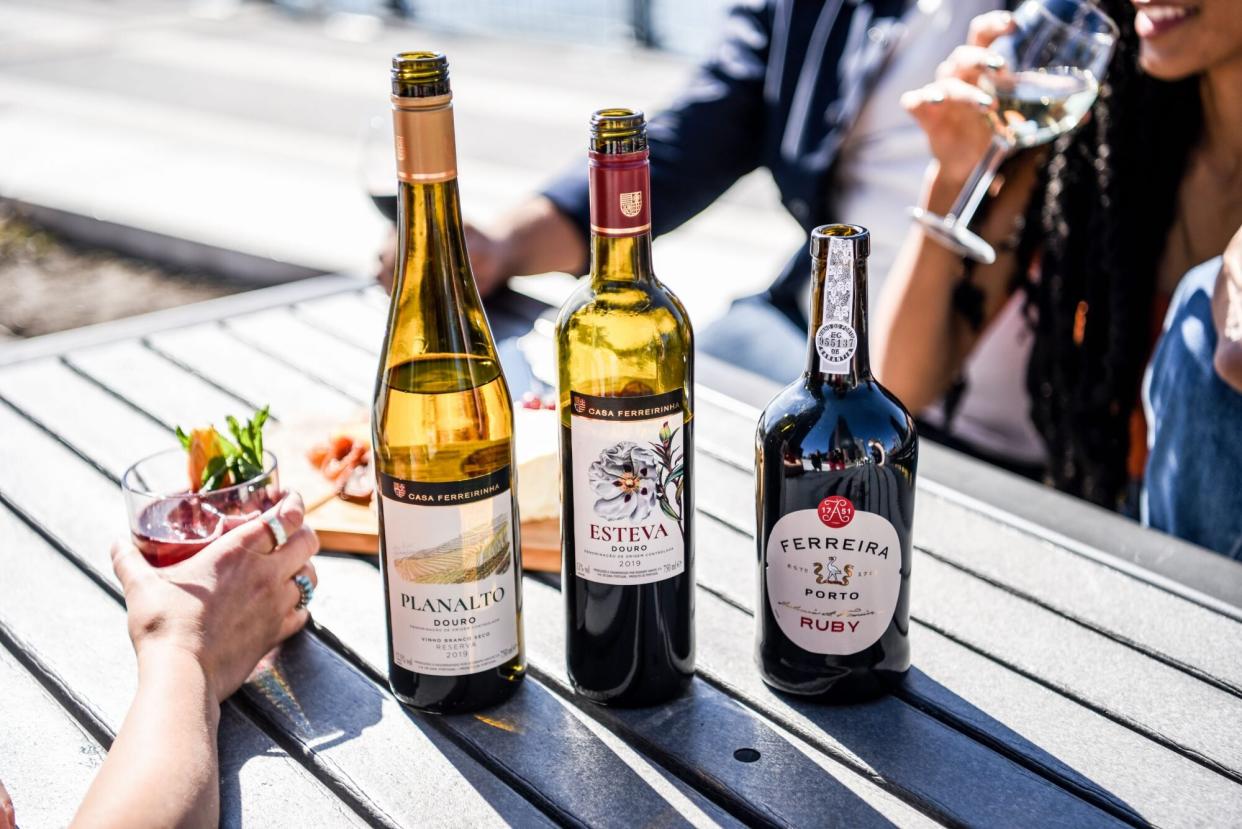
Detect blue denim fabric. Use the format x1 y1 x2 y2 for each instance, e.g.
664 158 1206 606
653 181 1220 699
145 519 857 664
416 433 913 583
1143 257 1242 559
698 296 808 387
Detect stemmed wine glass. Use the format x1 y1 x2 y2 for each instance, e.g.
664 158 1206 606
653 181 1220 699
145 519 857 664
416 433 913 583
910 0 1118 264
360 112 400 224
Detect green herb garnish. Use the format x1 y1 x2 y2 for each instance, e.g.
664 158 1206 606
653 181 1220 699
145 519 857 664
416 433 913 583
175 405 271 491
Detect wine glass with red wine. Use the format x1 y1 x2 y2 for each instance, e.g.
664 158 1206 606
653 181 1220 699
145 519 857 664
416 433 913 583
360 113 399 223
122 448 281 567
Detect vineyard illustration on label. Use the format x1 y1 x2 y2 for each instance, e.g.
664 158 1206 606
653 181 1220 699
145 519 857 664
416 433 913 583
393 513 512 585
586 420 684 534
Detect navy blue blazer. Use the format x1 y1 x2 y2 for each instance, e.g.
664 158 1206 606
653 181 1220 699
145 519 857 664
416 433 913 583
543 0 913 326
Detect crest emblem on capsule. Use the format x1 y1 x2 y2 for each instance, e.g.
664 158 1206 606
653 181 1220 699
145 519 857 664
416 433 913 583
619 191 643 218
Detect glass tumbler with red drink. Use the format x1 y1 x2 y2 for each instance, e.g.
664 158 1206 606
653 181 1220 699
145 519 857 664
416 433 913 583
122 448 280 567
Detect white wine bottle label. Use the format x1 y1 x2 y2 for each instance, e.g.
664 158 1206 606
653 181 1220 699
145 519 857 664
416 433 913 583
379 468 520 676
569 389 686 585
765 495 901 655
814 237 858 375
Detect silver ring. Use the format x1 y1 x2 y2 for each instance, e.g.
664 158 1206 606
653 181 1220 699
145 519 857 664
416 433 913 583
263 513 288 548
294 573 314 609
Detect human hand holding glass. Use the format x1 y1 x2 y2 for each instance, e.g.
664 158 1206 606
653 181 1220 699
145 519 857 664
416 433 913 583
909 0 1118 264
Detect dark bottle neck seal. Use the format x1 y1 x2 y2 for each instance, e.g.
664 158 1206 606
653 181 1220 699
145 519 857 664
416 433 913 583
587 108 651 240
806 224 871 387
586 108 653 283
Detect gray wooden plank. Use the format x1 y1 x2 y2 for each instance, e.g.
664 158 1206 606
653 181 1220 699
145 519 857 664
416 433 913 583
293 291 387 354
917 440 1242 614
52 341 746 829
146 321 359 423
904 626 1242 828
912 493 1242 693
65 339 251 432
0 506 368 829
913 555 1242 780
224 308 375 403
0 405 549 829
692 513 1242 826
0 357 171 479
521 577 1116 829
294 556 745 829
0 645 105 828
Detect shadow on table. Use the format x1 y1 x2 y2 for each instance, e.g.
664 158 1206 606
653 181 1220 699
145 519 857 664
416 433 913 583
212 632 388 824
388 671 846 828
766 666 1144 826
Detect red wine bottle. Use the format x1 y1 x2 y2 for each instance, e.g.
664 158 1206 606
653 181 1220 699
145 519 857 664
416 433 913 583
556 109 695 705
755 224 917 702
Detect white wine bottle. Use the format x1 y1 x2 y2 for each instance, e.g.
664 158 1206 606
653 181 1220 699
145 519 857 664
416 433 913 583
755 225 917 702
556 109 695 705
372 52 525 713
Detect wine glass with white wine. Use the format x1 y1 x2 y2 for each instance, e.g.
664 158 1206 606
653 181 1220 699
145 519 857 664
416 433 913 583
910 0 1118 264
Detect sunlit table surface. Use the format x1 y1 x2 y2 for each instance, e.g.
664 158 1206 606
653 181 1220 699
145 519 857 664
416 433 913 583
1 275 1239 828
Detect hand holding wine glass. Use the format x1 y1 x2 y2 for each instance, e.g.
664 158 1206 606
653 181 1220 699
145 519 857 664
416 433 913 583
112 492 319 703
73 495 318 828
906 0 1118 264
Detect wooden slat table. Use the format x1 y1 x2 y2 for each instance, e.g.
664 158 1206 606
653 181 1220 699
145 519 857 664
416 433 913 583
1 277 1240 828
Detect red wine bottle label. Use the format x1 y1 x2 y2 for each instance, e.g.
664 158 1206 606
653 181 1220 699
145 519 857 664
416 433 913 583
569 389 686 585
588 149 652 237
814 237 858 375
378 467 519 676
765 496 901 655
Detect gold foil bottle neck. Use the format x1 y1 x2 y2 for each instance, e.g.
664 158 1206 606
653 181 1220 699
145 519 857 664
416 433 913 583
391 52 457 183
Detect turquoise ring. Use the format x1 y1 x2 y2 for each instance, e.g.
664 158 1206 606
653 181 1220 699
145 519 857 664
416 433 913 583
294 573 314 609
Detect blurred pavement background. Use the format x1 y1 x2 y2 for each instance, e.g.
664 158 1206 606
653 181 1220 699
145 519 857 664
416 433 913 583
0 0 803 335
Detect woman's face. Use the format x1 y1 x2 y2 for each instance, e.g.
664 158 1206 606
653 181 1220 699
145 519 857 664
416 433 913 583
1131 0 1242 79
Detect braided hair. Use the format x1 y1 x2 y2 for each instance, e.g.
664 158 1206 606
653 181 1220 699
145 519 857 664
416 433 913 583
1015 0 1202 508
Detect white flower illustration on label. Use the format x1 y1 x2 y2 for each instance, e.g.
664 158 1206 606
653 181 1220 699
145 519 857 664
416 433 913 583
589 441 660 522
815 321 857 365
619 191 643 218
571 407 686 585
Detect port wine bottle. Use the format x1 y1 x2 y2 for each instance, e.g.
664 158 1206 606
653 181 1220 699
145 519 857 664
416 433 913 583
556 109 695 705
755 224 917 702
372 52 525 713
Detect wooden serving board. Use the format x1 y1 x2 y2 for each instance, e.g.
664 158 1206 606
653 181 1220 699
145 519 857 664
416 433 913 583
268 411 562 573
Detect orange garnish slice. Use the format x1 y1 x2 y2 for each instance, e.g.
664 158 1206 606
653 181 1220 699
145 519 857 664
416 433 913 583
187 428 225 491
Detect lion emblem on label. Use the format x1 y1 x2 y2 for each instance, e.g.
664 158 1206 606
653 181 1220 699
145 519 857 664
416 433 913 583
815 322 857 365
392 481 406 499
619 191 643 218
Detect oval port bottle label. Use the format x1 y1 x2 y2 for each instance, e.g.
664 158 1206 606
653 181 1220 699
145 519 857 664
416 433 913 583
765 496 901 655
570 389 686 585
379 468 519 676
